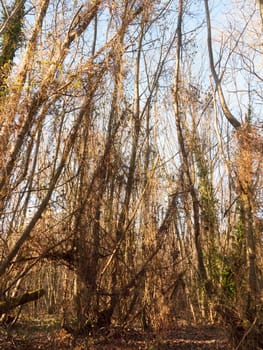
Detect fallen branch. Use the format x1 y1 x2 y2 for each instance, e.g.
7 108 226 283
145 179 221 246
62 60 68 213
0 288 45 314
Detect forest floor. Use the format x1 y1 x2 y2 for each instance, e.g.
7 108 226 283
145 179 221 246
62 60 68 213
0 319 232 350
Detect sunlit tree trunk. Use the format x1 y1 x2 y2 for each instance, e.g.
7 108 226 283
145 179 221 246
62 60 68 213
258 0 263 29
173 0 208 292
204 0 262 346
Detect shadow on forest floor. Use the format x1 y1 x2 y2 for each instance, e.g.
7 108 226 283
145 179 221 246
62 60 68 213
0 320 232 350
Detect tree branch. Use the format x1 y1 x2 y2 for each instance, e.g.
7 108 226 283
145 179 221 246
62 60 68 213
0 288 45 314
204 0 241 129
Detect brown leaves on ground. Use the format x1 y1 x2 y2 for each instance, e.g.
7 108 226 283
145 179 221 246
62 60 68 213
0 322 231 350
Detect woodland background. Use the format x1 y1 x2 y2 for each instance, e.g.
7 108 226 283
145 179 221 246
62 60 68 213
0 0 262 349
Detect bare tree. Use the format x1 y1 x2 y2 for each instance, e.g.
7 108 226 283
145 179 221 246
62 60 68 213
204 0 263 346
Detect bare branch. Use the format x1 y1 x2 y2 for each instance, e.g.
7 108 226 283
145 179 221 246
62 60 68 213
204 0 241 129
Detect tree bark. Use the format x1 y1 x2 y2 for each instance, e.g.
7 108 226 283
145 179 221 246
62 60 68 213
259 0 263 29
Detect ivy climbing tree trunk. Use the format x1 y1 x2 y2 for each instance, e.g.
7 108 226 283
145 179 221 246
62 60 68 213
204 0 262 347
0 0 25 93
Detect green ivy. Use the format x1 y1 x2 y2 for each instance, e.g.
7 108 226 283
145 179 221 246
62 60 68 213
0 0 25 65
0 0 25 94
221 267 236 298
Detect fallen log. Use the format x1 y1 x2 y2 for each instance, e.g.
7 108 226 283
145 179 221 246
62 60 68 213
0 288 45 314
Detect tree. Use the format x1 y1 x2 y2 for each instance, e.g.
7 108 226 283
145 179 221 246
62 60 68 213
204 0 263 347
0 0 25 93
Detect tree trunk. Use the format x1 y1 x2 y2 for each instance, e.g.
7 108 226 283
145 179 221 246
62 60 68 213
173 0 208 288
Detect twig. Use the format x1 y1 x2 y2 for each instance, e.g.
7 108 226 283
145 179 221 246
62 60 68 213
234 316 258 350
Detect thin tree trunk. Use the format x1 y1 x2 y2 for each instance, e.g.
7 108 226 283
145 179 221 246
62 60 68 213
259 0 263 29
173 0 208 287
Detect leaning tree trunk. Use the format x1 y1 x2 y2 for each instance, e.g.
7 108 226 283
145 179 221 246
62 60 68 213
0 289 45 315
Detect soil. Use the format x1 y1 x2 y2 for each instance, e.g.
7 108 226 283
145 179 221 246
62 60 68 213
0 321 232 350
